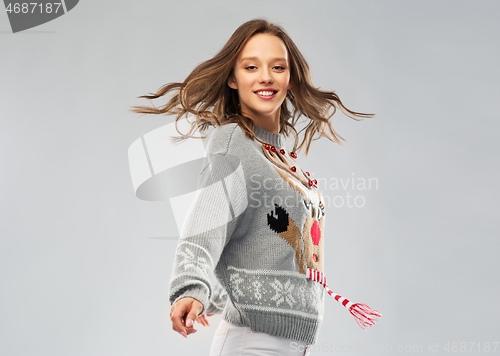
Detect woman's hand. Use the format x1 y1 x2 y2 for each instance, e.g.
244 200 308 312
170 297 204 338
195 313 214 327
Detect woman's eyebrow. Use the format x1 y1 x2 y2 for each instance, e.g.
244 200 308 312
239 56 287 62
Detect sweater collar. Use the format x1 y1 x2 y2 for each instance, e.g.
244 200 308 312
252 124 284 148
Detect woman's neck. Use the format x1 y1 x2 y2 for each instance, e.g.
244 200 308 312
242 111 280 133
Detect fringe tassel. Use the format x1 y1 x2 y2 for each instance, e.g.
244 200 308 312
349 303 382 330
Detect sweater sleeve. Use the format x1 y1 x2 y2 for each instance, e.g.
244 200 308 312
204 277 229 315
168 151 247 315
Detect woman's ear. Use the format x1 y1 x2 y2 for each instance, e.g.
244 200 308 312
227 75 237 90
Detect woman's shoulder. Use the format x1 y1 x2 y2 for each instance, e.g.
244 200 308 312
205 122 252 156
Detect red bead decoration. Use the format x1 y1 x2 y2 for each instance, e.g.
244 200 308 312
291 166 297 172
312 254 318 262
271 146 276 152
313 179 317 185
290 152 297 159
306 172 310 176
308 180 313 187
265 144 270 150
280 149 285 155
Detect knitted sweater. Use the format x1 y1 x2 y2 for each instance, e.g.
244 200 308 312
168 122 327 344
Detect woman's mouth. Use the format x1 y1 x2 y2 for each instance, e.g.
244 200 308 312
254 90 278 99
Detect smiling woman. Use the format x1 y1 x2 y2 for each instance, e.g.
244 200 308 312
130 18 380 356
227 33 293 133
130 18 373 156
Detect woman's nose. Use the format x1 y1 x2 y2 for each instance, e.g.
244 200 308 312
259 69 273 84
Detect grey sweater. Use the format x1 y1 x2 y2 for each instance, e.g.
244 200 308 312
168 122 327 344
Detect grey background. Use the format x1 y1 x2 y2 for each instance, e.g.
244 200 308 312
1 0 499 355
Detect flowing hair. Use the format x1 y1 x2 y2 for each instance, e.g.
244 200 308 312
129 19 374 156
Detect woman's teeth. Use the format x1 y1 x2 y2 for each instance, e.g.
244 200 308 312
255 91 276 96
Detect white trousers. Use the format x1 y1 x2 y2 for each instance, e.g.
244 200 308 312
209 319 311 356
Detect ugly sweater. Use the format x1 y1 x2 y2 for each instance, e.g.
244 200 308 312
168 122 327 344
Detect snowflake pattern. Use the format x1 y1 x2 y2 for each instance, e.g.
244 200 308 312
229 273 245 302
270 278 297 308
177 247 210 276
225 267 325 316
296 283 308 308
252 280 263 300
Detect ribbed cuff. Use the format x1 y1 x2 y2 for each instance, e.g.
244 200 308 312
172 286 209 316
204 296 228 315
204 302 223 315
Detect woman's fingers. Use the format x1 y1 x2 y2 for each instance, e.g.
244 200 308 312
196 312 215 326
195 315 205 326
170 302 188 337
170 297 204 337
196 314 208 326
184 302 203 335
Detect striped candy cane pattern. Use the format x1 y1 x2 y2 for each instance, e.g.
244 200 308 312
307 268 382 330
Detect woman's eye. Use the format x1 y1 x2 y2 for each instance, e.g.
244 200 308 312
246 66 257 70
273 66 285 70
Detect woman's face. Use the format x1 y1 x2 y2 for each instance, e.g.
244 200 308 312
228 33 292 127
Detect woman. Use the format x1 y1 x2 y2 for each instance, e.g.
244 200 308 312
131 18 380 356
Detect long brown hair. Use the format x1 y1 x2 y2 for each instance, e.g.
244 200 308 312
129 19 374 156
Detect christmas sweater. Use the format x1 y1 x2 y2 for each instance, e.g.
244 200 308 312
168 122 327 344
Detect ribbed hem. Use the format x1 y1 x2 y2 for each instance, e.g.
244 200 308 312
252 124 284 149
222 304 321 344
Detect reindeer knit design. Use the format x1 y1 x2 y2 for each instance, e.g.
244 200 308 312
168 123 377 344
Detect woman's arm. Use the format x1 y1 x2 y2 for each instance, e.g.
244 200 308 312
168 151 247 337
